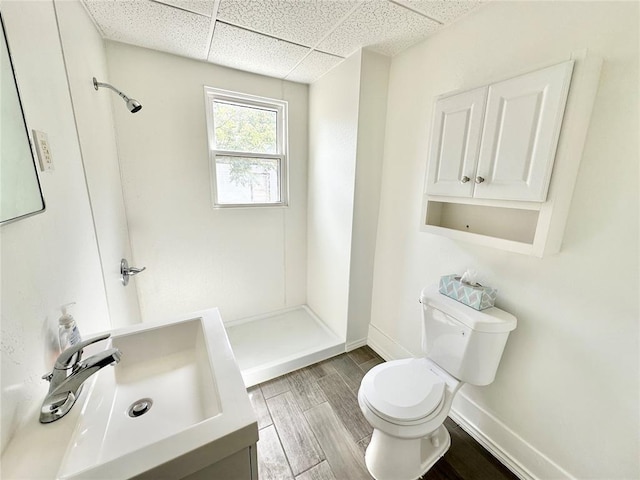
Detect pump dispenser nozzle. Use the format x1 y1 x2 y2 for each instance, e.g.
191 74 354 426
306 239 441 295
58 302 81 351
59 302 76 326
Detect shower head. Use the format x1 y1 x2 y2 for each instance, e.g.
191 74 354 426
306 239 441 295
126 98 142 113
93 77 142 113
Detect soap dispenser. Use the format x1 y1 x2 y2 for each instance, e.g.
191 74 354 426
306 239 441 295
58 303 82 351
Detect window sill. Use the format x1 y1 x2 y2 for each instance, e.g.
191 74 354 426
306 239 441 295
213 202 289 209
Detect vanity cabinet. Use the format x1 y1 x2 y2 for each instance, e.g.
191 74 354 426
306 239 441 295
422 53 602 257
182 446 257 480
425 61 574 202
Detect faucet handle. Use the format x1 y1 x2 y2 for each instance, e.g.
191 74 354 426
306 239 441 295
54 333 111 370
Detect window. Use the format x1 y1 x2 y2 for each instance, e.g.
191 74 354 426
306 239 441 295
204 87 288 207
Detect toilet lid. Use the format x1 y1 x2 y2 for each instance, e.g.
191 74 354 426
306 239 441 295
361 359 445 422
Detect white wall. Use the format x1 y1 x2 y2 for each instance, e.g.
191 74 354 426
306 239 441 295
307 52 361 339
346 50 389 345
105 42 308 323
0 0 110 452
308 50 390 345
54 0 141 328
369 2 638 479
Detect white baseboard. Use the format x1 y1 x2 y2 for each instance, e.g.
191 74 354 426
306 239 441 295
366 323 572 480
366 323 413 361
345 338 367 351
450 392 574 480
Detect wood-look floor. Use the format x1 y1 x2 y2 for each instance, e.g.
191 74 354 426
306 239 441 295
248 347 518 480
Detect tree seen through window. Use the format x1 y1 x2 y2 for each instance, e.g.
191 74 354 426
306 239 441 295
205 87 287 206
213 101 278 192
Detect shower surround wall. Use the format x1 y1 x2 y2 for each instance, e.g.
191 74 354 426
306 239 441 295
55 0 141 329
307 50 389 347
106 42 308 324
0 0 111 452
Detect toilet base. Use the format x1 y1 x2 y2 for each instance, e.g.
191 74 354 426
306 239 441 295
364 424 451 480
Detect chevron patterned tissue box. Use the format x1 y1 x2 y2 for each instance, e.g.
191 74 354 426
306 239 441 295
438 274 497 311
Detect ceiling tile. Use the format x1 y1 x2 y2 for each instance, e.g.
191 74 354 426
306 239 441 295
83 0 211 59
316 0 440 58
152 0 217 17
216 0 362 47
393 0 481 23
208 22 310 78
285 50 343 84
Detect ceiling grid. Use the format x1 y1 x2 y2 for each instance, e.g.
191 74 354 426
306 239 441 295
83 0 482 83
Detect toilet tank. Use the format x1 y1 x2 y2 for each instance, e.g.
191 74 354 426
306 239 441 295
420 286 517 386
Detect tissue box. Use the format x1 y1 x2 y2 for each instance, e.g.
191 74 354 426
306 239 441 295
439 274 497 310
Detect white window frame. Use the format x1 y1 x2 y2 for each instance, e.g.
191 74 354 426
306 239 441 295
204 86 288 208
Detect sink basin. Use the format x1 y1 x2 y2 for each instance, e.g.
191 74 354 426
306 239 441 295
55 309 257 479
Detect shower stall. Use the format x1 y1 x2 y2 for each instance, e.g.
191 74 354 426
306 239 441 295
225 306 344 387
59 17 387 387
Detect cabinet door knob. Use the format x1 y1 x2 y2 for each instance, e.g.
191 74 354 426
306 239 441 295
460 176 470 184
475 176 485 184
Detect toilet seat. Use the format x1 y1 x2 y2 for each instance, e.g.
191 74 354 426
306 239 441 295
361 359 445 424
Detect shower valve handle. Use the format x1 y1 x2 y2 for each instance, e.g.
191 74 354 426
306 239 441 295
120 258 146 286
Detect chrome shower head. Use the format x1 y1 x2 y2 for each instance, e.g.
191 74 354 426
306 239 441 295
126 98 142 113
93 77 142 113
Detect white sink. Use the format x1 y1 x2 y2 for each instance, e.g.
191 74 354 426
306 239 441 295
55 309 257 479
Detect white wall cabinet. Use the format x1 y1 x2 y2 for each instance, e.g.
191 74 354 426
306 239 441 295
422 53 602 257
475 61 574 201
425 86 487 197
425 61 574 202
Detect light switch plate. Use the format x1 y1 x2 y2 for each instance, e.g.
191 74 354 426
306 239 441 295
32 129 54 171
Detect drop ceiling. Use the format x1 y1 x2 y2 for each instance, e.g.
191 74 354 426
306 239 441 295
82 0 482 84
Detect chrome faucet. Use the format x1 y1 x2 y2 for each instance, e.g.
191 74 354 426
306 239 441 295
40 333 121 423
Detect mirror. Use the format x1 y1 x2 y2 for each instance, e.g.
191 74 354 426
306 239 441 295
1 13 45 225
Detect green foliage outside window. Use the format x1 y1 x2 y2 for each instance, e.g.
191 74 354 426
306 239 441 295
213 101 277 153
213 101 278 186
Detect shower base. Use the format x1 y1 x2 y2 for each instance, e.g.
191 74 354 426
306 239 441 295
225 306 344 387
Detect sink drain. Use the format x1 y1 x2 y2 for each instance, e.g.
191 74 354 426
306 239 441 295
127 398 153 418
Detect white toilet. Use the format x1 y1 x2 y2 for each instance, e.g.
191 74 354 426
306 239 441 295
358 285 517 480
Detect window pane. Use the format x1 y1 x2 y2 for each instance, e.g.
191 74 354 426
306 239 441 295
213 101 277 154
215 156 280 204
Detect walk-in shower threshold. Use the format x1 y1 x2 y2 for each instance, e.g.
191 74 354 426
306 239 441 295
224 305 345 387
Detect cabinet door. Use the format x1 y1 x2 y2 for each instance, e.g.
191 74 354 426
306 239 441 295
474 61 573 201
425 86 487 197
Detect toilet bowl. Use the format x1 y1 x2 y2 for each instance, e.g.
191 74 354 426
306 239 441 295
358 286 517 480
358 358 462 480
